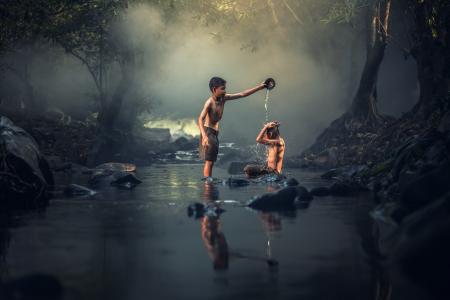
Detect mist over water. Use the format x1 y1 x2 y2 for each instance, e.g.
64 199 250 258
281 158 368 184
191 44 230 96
121 4 419 155
0 3 418 156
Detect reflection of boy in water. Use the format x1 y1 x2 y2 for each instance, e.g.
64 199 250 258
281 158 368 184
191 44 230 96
201 213 229 270
200 182 229 270
244 121 285 177
260 212 282 232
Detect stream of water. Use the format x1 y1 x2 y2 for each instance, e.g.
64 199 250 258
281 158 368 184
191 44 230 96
264 89 270 122
0 164 432 300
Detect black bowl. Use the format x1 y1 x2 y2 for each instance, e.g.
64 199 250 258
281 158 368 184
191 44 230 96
264 78 276 90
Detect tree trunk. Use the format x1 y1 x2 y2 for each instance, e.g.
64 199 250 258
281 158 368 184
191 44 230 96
97 51 135 131
6 61 37 114
409 1 450 119
350 0 392 123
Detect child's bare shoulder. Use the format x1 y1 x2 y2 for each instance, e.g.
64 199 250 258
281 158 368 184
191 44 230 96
204 97 213 105
201 97 212 109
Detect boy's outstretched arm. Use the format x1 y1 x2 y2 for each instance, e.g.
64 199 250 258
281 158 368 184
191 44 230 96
224 82 266 101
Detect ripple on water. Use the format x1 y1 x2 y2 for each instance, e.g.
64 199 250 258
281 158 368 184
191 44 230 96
0 164 433 300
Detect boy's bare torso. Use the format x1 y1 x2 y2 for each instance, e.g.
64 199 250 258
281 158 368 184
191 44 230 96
267 138 285 173
203 97 225 131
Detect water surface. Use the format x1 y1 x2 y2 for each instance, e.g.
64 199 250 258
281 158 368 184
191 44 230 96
0 164 431 300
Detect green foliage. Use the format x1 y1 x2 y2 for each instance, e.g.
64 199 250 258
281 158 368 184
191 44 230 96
51 1 126 77
0 1 126 69
0 0 69 52
321 0 369 24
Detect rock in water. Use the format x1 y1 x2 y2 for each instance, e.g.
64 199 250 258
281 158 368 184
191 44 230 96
187 202 225 218
281 178 299 187
243 164 267 178
94 162 136 172
227 177 250 187
110 171 142 189
295 186 313 201
63 184 96 197
0 116 53 209
90 162 136 180
187 203 205 218
247 186 298 210
228 161 248 175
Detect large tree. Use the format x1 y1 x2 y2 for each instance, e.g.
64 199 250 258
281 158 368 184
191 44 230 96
406 0 449 119
349 0 392 123
0 0 137 130
50 0 135 131
0 0 66 113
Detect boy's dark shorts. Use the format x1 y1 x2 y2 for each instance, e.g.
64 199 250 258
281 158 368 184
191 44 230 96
199 126 219 162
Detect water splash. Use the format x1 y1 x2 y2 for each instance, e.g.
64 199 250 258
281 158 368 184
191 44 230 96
248 89 272 165
249 143 267 165
264 89 270 122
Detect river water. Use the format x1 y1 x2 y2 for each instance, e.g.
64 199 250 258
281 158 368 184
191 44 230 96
0 164 432 300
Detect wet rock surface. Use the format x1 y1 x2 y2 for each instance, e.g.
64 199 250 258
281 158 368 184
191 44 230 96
247 185 313 211
0 116 54 209
187 202 225 219
63 184 96 197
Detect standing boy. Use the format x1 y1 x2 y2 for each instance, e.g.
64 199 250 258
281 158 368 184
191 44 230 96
198 77 269 179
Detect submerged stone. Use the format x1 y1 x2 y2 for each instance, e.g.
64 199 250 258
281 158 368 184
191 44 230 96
63 184 96 197
187 202 225 218
247 186 299 211
110 171 142 189
226 177 250 187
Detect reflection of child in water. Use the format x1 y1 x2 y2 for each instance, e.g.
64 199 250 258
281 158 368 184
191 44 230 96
201 214 229 270
244 121 285 178
200 182 229 270
260 212 282 232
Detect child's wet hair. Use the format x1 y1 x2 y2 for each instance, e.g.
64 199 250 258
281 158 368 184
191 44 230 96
209 77 226 92
267 125 280 138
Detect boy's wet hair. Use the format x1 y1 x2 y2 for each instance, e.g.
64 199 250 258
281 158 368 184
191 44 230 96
209 77 226 92
267 125 280 138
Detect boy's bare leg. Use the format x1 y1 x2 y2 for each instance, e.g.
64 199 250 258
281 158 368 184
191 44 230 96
204 160 214 177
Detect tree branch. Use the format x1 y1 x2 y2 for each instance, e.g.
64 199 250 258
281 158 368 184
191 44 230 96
383 0 392 37
282 0 303 24
67 49 103 104
267 0 279 25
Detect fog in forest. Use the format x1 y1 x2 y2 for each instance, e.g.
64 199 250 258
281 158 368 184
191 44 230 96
0 3 418 156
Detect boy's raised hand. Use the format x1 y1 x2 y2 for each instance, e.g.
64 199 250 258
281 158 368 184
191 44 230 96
264 121 278 128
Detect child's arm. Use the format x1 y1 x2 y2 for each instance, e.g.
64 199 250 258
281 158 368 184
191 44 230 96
263 138 282 145
198 100 211 146
276 138 285 173
224 82 265 101
256 124 269 144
